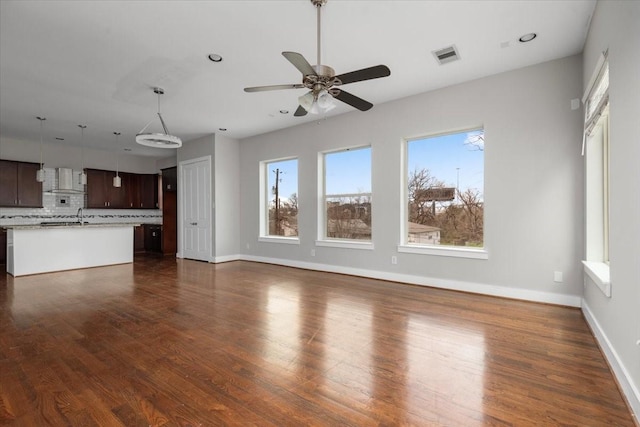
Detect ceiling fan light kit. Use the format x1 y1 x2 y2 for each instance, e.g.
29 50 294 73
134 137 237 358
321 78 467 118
244 0 390 116
136 87 182 148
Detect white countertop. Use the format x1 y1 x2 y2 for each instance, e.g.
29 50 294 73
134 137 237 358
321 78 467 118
3 223 142 230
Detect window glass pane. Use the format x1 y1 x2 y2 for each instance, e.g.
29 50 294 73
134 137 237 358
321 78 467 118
407 129 484 247
326 195 371 240
324 147 372 241
266 158 298 236
325 148 371 195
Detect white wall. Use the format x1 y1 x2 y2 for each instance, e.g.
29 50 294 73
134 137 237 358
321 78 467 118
175 133 241 261
239 54 585 306
581 0 640 416
156 155 177 171
0 136 163 174
214 134 240 260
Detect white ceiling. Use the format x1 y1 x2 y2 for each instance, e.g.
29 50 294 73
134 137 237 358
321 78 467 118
0 0 596 158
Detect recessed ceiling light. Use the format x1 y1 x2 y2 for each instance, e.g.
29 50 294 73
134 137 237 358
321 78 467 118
124 148 132 152
218 128 227 132
279 110 289 114
519 33 537 43
208 53 223 62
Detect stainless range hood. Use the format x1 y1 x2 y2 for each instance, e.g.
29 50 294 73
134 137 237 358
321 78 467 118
45 168 85 194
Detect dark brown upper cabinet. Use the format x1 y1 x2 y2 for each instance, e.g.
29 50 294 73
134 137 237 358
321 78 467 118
0 160 43 208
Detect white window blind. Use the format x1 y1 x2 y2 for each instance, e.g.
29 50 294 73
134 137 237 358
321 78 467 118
581 52 609 155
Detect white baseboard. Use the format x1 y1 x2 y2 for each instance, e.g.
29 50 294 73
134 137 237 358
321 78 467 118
582 301 640 420
239 254 582 307
213 254 241 263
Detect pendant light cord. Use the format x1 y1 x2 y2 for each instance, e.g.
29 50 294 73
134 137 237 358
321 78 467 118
79 124 87 171
114 132 121 176
156 90 171 135
37 117 46 169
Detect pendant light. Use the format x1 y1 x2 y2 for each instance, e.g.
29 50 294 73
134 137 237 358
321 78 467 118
78 124 87 185
135 87 182 148
36 116 46 182
113 132 121 187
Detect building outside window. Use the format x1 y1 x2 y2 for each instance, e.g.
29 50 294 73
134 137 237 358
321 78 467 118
262 158 298 237
322 147 372 241
406 128 484 248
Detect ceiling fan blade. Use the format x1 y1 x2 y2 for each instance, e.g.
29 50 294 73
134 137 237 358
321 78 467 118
332 89 373 112
334 65 391 85
294 105 308 117
244 84 304 93
282 51 316 76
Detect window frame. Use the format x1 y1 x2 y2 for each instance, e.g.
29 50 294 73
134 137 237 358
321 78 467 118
582 54 611 297
258 156 300 244
316 145 374 250
398 127 488 260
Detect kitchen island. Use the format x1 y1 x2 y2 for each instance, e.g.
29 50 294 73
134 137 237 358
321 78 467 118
4 223 138 277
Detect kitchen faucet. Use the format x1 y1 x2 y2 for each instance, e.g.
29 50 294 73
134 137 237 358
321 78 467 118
77 207 84 224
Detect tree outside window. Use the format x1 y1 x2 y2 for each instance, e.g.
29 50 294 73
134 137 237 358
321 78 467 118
407 129 484 247
323 147 372 241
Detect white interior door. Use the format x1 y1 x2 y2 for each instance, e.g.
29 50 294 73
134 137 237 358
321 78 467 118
180 157 212 262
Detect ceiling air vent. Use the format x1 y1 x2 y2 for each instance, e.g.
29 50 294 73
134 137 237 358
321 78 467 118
433 45 460 65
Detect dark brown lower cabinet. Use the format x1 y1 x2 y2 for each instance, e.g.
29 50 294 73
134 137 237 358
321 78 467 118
145 225 162 253
134 225 162 254
0 229 6 265
134 226 145 253
162 190 177 256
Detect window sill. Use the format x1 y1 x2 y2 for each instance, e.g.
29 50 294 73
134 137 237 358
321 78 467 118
397 244 488 259
582 260 611 297
315 240 374 250
258 236 300 245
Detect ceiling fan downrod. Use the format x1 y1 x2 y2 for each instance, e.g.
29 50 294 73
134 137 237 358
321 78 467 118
312 0 327 66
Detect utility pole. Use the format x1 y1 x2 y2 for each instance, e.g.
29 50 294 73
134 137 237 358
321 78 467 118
273 168 281 235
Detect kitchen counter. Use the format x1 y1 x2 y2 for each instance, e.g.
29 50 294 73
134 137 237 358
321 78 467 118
5 223 138 277
4 222 141 230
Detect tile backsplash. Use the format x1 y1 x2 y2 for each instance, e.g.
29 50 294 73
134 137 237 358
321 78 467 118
0 168 162 226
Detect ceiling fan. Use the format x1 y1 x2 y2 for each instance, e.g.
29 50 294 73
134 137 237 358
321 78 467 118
244 0 390 117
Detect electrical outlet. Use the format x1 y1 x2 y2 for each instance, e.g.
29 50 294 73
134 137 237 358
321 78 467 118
310 249 316 257
391 256 397 265
554 271 563 283
246 243 250 250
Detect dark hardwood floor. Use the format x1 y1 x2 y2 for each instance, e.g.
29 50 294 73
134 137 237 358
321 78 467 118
0 255 635 426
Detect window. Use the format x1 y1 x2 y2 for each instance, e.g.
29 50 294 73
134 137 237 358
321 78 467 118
404 128 485 251
261 158 298 239
321 147 372 243
583 57 610 296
